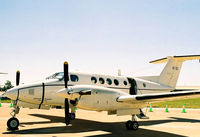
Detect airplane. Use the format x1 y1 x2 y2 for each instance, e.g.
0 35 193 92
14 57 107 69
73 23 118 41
5 55 200 131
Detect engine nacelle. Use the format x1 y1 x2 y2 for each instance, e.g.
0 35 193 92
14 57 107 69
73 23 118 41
70 85 128 111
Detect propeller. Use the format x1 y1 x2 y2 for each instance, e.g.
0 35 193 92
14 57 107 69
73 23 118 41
16 70 20 86
63 61 70 125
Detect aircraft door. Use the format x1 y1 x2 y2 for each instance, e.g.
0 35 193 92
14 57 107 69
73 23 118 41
127 78 137 95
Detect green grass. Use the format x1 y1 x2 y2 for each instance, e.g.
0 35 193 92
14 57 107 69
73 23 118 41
152 98 200 108
1 99 12 103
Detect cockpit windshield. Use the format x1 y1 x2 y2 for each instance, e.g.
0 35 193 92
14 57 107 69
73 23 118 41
46 72 64 80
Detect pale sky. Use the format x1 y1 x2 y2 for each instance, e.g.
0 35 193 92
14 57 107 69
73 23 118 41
1 0 200 86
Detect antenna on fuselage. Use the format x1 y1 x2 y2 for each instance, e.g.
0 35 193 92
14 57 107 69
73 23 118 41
118 69 121 76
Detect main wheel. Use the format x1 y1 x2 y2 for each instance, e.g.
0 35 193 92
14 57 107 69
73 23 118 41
132 121 139 131
125 120 139 130
69 113 76 120
126 120 133 130
7 117 19 130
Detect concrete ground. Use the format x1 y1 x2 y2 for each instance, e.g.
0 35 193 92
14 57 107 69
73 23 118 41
1 104 200 137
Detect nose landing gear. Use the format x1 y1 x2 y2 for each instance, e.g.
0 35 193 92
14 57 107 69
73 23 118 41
7 117 19 130
7 101 20 130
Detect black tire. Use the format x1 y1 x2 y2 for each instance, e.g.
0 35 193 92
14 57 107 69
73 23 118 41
126 120 133 130
132 121 139 131
7 117 19 130
69 113 75 120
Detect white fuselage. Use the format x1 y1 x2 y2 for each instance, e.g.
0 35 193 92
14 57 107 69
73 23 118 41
6 72 173 112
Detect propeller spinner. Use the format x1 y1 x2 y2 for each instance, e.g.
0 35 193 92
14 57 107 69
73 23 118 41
64 61 69 88
16 70 20 86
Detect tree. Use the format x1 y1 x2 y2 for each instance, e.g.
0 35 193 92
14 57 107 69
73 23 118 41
0 80 14 92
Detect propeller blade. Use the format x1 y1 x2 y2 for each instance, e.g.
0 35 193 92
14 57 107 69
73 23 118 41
64 62 70 125
65 98 70 125
64 61 69 88
16 70 20 86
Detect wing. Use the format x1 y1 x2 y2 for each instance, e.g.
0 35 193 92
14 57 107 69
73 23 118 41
117 90 200 104
0 72 7 74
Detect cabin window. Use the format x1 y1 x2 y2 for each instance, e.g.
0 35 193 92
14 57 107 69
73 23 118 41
143 83 146 87
123 81 127 86
99 77 105 84
114 79 119 86
91 77 97 84
106 78 112 85
70 75 79 82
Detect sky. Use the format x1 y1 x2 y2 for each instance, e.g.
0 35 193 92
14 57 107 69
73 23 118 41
0 0 200 86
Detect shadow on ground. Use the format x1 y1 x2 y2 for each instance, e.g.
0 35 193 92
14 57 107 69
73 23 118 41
4 114 200 137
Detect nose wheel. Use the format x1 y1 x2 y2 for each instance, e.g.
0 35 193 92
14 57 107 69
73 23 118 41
7 117 19 130
125 115 139 130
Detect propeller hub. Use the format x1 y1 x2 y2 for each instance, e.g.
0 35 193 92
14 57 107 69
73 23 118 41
57 88 70 98
16 70 20 86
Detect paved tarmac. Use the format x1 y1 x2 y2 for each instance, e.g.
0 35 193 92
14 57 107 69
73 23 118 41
1 103 200 137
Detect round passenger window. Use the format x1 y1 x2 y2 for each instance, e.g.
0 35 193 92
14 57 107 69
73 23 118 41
114 79 119 86
99 77 105 84
91 77 97 84
106 78 112 85
123 81 127 86
70 75 79 82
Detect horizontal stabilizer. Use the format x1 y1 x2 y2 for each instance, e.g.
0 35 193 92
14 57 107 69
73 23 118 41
150 55 200 64
0 72 7 74
146 55 200 88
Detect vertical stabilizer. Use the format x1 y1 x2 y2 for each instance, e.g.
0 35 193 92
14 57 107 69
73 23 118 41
150 55 200 88
158 57 182 88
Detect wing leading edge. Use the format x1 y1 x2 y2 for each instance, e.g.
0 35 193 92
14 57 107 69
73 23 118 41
117 90 200 104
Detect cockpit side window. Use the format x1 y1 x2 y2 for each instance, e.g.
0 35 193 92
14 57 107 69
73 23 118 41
46 73 57 79
55 72 64 79
70 75 79 82
46 72 64 80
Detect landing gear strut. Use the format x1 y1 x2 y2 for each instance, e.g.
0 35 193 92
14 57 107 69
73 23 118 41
125 115 139 130
7 101 20 130
69 100 77 120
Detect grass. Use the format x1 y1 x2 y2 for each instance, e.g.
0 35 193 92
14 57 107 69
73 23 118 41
1 99 12 103
152 98 200 108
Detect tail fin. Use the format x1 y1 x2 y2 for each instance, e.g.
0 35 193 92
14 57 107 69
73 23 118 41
150 55 200 88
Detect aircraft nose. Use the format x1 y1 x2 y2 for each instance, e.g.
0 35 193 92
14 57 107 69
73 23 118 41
5 88 18 100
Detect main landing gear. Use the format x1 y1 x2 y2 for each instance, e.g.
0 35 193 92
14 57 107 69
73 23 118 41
69 113 76 120
69 100 77 121
7 101 20 130
125 115 139 130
